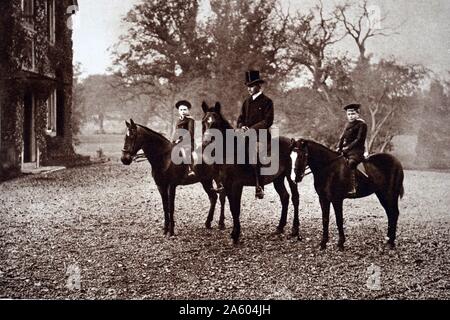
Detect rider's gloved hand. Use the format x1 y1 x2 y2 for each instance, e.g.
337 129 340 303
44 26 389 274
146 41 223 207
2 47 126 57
236 126 249 134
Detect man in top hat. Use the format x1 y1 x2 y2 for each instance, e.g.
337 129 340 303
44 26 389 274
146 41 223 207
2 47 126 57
173 100 196 177
337 103 368 195
236 70 274 199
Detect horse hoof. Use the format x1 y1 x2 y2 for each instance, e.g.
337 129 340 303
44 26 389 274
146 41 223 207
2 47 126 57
274 227 284 235
386 242 396 250
319 243 327 250
337 244 345 251
205 221 212 229
218 223 226 230
296 235 303 241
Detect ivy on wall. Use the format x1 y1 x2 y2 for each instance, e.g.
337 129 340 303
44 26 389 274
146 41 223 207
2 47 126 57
1 0 77 173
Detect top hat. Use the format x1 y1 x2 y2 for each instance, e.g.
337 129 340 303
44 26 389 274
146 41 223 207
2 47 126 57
245 70 265 87
343 103 361 111
175 100 192 109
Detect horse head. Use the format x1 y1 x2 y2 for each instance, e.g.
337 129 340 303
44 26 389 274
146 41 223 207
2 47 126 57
292 138 309 183
121 119 143 165
201 101 227 146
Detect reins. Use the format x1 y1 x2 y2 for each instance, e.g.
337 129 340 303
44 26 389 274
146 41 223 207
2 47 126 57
297 146 345 179
133 153 147 163
131 146 173 163
305 154 344 175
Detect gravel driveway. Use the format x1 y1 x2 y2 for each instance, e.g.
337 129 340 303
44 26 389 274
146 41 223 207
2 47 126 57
0 162 449 299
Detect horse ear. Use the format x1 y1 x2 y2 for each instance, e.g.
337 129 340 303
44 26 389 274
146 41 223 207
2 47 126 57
201 101 209 113
291 139 301 152
125 120 130 128
130 119 136 128
214 102 221 113
290 138 296 151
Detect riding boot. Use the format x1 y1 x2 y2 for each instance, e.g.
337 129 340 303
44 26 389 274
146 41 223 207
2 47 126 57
254 167 264 199
255 184 264 199
348 170 357 196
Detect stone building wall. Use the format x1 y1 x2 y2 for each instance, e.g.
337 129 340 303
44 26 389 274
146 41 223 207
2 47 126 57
0 0 80 180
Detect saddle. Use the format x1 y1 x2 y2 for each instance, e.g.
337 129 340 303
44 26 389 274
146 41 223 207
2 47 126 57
242 138 272 167
359 152 376 178
357 162 369 178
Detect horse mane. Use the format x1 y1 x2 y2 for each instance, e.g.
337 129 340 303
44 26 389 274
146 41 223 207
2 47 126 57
220 114 234 130
137 124 170 143
304 138 339 155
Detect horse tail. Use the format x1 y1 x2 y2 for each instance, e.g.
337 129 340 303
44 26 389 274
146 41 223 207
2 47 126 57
396 160 405 200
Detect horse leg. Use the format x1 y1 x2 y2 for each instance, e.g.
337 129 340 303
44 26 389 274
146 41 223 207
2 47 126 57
319 196 331 250
201 180 218 229
273 177 290 234
287 176 300 239
218 191 226 230
332 199 346 251
157 185 170 235
168 185 177 236
228 184 243 245
376 192 399 249
387 201 400 249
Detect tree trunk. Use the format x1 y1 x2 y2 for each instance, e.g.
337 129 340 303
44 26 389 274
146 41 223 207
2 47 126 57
380 136 393 153
169 92 176 138
98 113 105 134
368 108 377 152
358 44 368 65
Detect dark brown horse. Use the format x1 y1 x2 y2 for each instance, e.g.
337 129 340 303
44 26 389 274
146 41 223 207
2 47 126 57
201 102 300 244
292 138 404 250
121 119 226 236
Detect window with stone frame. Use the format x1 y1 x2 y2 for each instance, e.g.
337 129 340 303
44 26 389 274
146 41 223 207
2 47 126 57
22 35 35 72
21 0 35 28
46 0 56 44
46 89 57 135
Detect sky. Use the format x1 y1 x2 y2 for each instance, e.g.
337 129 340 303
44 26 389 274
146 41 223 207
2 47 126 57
73 0 450 79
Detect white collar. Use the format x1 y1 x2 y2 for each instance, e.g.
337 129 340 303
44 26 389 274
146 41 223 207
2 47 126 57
252 91 262 100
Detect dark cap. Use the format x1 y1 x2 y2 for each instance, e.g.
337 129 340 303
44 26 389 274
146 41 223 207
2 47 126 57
175 100 192 109
343 103 361 111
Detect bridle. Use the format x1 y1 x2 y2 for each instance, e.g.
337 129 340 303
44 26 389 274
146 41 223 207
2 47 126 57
293 142 310 179
122 128 139 160
121 128 148 163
